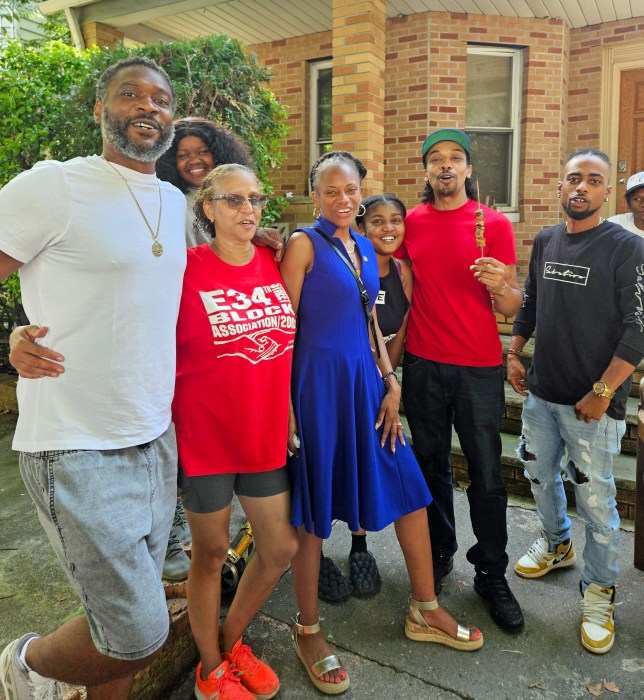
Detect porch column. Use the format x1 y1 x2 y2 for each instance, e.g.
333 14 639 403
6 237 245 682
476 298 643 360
332 0 386 195
81 22 123 48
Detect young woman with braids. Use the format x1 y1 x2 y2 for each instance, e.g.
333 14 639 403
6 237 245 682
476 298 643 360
280 152 483 696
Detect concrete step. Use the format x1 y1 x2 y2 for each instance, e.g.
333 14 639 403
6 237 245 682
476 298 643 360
501 384 638 456
398 415 637 524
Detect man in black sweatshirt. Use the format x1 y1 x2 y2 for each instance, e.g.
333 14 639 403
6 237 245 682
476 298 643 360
507 148 644 655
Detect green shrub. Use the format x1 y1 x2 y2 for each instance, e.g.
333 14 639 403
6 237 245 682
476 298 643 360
0 34 289 336
0 39 94 184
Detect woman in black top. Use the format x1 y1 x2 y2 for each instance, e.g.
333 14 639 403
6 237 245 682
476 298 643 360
318 194 413 602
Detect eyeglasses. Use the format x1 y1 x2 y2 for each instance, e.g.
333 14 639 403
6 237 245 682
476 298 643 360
211 194 268 210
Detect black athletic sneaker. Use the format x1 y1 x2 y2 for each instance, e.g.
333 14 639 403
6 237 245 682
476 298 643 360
474 572 524 631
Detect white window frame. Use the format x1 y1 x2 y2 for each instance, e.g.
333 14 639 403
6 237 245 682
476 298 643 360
309 59 332 173
465 46 522 214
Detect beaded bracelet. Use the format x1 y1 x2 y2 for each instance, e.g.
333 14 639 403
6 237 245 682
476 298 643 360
382 370 398 386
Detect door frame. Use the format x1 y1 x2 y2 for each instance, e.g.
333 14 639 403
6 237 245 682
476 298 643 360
600 42 644 215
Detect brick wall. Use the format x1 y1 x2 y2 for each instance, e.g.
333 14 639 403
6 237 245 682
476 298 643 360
331 0 386 194
568 18 644 152
252 32 332 199
249 12 644 274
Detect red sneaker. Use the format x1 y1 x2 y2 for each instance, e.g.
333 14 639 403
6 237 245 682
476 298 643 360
223 638 280 700
194 659 254 700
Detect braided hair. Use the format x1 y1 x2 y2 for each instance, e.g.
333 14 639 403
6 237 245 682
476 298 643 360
309 151 367 192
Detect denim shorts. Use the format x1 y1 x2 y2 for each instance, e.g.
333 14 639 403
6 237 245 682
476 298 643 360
19 424 178 660
179 466 290 514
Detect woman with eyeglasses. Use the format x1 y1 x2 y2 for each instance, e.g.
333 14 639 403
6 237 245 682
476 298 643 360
155 118 283 584
172 163 298 700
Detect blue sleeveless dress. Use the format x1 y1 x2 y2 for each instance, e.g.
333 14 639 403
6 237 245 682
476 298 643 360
288 216 432 539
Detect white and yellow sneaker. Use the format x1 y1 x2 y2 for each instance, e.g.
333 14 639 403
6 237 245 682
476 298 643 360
581 583 615 655
514 533 576 578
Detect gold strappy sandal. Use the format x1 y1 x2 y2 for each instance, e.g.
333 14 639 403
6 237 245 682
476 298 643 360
405 597 484 651
292 613 350 695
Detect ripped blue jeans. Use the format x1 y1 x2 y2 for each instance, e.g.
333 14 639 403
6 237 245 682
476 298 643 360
518 393 624 589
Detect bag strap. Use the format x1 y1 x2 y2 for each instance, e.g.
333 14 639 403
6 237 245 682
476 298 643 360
307 226 381 359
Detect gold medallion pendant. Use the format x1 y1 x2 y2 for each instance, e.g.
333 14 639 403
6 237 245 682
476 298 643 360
101 157 164 258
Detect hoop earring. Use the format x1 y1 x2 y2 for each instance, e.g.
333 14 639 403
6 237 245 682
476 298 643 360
313 207 321 220
357 204 366 217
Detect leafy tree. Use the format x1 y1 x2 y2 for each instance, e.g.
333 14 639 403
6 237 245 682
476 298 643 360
0 1 71 43
0 34 289 337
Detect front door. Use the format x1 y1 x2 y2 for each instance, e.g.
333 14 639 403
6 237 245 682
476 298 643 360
617 68 644 213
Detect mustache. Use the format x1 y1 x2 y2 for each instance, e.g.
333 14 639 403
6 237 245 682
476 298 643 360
124 114 163 131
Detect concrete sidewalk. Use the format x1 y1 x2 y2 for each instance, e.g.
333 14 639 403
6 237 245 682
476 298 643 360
1 402 643 699
165 491 644 700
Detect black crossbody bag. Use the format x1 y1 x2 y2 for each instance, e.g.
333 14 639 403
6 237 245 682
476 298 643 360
307 226 380 359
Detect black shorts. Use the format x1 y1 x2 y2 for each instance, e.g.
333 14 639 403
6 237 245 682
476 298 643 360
179 466 290 514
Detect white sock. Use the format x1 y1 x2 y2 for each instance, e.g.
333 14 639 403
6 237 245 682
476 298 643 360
17 636 34 671
18 637 51 684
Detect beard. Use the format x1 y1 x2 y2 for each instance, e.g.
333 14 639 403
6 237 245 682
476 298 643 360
433 178 459 197
561 201 602 221
101 107 175 163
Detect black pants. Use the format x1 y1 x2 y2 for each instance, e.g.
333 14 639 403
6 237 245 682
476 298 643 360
402 352 509 575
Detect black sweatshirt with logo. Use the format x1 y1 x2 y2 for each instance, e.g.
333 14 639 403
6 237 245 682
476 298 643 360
512 220 644 420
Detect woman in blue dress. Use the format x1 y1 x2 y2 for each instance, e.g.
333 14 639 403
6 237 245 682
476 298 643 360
317 193 413 602
280 152 483 696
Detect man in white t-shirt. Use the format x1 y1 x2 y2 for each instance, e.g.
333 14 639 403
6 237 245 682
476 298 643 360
607 171 644 237
0 57 187 700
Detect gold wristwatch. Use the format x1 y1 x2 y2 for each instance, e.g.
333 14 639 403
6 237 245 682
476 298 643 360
592 381 613 399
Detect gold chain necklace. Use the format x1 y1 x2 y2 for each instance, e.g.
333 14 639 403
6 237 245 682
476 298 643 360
102 156 164 257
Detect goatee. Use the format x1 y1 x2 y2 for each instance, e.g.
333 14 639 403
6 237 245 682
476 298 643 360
561 202 602 221
101 107 174 163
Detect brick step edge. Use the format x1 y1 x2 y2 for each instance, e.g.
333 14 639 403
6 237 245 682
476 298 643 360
500 415 638 456
450 446 637 522
398 414 636 521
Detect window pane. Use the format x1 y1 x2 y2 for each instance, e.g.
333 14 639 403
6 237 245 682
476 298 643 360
467 132 512 207
466 54 512 128
317 67 332 142
318 142 333 158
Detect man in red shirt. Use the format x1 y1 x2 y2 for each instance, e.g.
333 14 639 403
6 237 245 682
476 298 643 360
399 128 525 630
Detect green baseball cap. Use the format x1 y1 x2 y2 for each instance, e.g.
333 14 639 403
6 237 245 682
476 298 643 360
421 128 471 158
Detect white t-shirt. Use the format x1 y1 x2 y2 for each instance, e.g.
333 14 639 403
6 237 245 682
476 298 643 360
184 188 211 248
608 212 644 238
0 155 187 451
